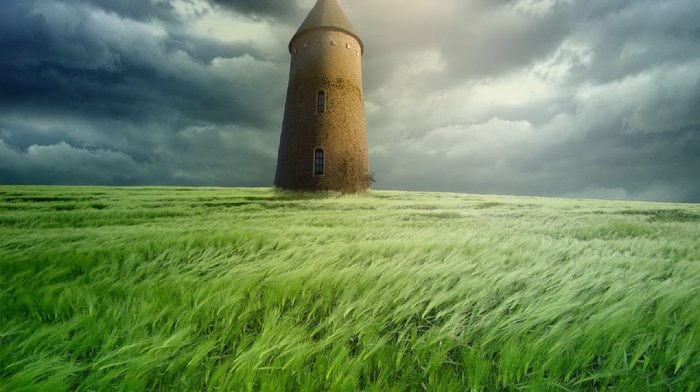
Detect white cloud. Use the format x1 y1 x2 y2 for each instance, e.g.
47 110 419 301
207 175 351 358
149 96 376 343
0 140 149 184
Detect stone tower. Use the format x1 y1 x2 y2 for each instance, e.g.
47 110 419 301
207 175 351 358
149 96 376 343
274 0 370 193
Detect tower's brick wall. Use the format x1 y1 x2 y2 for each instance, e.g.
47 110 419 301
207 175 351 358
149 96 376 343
274 29 370 193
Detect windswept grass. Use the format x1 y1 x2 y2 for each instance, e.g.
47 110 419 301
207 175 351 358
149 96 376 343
1 186 699 391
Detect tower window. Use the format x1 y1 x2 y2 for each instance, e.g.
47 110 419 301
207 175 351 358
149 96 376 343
317 91 325 113
314 148 324 176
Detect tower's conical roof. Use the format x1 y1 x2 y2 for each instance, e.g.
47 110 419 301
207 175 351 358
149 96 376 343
290 0 363 53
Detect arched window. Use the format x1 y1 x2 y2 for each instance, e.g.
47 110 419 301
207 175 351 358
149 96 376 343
314 148 324 176
317 91 325 113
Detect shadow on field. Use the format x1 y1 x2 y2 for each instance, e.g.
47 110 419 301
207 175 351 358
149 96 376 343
271 189 358 201
618 209 700 222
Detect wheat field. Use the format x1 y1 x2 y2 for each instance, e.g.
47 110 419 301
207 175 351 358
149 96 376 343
1 186 698 391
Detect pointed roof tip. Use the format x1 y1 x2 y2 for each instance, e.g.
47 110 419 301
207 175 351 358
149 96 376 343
290 0 364 53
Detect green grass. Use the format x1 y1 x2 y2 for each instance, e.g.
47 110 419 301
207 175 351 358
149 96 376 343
1 186 699 391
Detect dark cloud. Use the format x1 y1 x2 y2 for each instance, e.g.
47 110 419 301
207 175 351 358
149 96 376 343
441 4 572 81
564 0 700 84
357 0 700 202
0 1 51 64
0 118 278 187
370 123 700 202
1 0 699 201
25 0 302 23
207 0 302 21
60 0 179 22
0 0 285 187
0 0 286 126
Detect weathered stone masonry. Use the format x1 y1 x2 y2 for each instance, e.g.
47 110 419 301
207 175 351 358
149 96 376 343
274 0 370 193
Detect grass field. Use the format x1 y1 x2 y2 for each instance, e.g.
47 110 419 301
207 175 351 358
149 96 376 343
1 186 699 391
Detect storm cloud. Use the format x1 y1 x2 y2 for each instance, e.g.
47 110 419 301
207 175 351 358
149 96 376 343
1 0 699 202
207 0 302 21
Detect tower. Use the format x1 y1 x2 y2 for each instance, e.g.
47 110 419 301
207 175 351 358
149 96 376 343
274 0 370 193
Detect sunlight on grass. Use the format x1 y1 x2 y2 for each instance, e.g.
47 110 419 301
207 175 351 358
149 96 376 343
1 186 699 391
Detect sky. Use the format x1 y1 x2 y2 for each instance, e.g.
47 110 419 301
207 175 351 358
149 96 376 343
1 0 699 202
